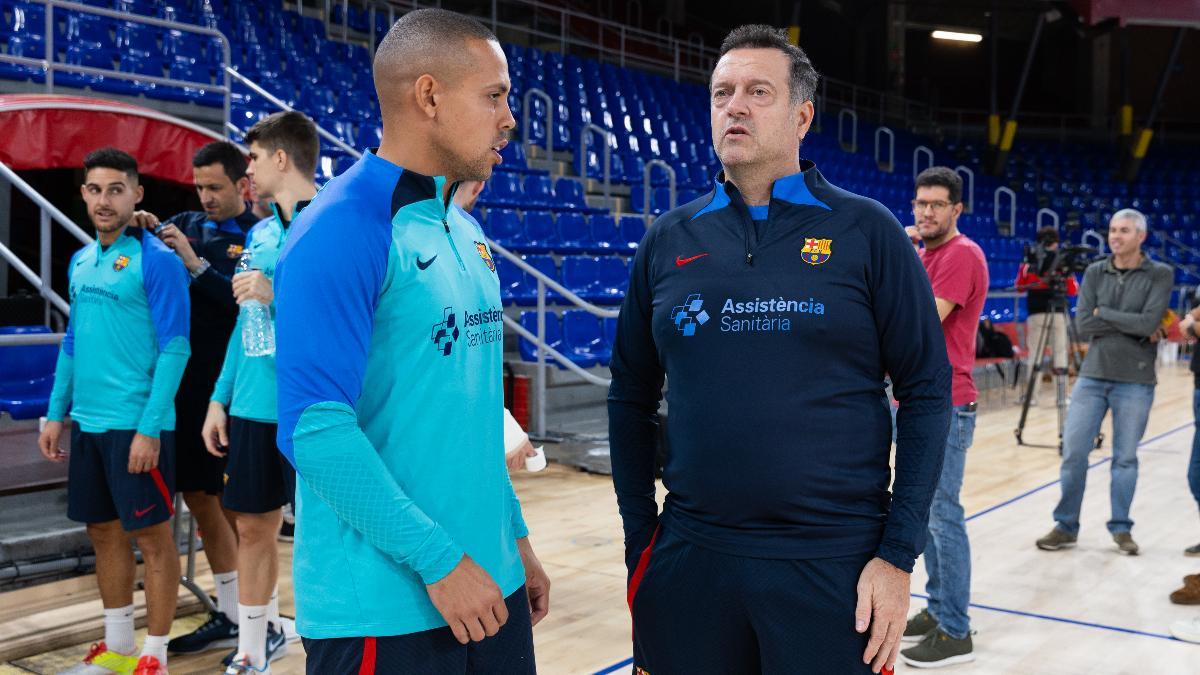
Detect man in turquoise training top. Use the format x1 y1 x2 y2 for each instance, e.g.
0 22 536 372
40 147 191 675
273 9 550 673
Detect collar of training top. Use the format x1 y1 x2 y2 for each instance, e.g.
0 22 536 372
362 148 460 219
692 159 832 221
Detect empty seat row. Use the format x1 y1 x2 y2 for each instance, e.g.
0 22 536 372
498 255 629 306
517 310 617 369
485 210 646 255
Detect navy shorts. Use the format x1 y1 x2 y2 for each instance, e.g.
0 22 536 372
628 525 875 674
222 417 295 514
67 428 176 532
302 586 536 674
174 381 226 495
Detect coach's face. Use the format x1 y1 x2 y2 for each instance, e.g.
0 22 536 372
710 48 806 171
436 39 515 183
1108 216 1145 258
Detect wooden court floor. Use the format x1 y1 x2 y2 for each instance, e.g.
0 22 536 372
5 364 1200 674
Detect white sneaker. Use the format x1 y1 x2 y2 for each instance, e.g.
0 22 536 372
57 642 139 674
223 655 269 674
277 617 301 644
1170 617 1200 643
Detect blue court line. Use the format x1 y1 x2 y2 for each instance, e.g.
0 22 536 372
909 593 1180 642
592 421 1197 673
965 421 1193 522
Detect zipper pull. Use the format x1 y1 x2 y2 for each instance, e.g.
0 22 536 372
745 253 754 265
443 219 450 234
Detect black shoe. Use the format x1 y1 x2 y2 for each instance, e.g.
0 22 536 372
167 611 238 654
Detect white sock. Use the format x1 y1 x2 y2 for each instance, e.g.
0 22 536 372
214 571 239 623
238 603 269 668
102 605 135 655
140 634 169 664
268 586 281 632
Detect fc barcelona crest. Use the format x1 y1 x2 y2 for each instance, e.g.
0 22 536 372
801 238 832 265
475 241 496 273
113 255 130 271
226 244 244 259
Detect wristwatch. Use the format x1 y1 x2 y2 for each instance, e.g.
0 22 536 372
190 257 211 279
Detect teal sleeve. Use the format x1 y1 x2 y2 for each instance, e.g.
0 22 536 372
293 402 466 585
136 336 191 437
504 474 529 539
46 348 74 422
211 327 241 407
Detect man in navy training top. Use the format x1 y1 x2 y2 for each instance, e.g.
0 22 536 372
131 141 257 656
608 24 951 675
39 147 191 675
899 167 989 669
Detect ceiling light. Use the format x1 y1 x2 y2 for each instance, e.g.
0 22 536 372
932 30 983 43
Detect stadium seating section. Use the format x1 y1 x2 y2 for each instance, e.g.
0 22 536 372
2 0 1199 377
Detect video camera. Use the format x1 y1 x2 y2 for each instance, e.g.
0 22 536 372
1023 223 1099 285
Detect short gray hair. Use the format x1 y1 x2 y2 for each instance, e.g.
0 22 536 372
1111 208 1147 232
715 24 819 105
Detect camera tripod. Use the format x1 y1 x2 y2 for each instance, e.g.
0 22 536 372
1013 292 1104 453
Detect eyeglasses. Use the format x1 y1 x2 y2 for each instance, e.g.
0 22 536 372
911 200 955 213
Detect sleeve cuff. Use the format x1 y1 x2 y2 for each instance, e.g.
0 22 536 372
875 541 916 574
413 538 465 586
135 423 162 438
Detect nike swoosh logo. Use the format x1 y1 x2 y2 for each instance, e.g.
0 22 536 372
675 253 709 267
219 578 235 585
248 614 265 620
417 255 437 270
134 505 156 517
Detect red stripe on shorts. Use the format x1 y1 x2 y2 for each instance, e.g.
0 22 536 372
626 525 661 611
358 636 377 675
148 468 174 516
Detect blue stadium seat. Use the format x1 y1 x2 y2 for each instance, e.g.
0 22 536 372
116 21 159 55
115 0 159 17
618 215 646 251
0 326 57 420
523 174 555 209
56 45 114 90
105 50 163 95
499 142 530 173
553 178 592 212
0 34 46 82
521 211 556 253
562 310 610 366
357 122 382 148
589 215 623 254
519 311 580 368
593 256 628 303
561 255 600 300
483 208 524 249
481 172 525 209
163 28 205 64
520 255 563 304
555 213 592 252
602 316 618 350
162 59 221 104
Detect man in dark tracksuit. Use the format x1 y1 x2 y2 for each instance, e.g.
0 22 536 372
608 26 951 675
134 141 261 652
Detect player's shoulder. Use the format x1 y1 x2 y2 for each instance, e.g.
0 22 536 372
643 188 720 244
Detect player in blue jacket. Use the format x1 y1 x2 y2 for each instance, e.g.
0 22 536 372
273 10 549 673
40 148 191 675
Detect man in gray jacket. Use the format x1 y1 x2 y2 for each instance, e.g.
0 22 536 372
1037 208 1173 555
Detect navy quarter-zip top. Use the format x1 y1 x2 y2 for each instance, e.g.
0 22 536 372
608 160 952 574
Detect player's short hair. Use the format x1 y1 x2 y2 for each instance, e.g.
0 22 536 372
83 147 138 182
1112 208 1148 232
192 141 247 182
915 166 963 204
716 24 819 105
373 8 497 93
244 111 319 178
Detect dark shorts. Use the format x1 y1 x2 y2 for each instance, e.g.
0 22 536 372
302 586 536 675
174 382 225 494
628 526 874 674
67 428 176 532
222 417 295 514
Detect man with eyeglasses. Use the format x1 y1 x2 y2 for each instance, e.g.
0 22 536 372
900 166 988 668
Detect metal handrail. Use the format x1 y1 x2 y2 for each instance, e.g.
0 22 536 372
913 146 934 181
488 240 618 435
19 0 232 129
0 241 70 315
873 126 895 173
522 88 554 160
0 332 64 346
1036 208 1059 231
837 109 858 153
955 165 975 214
580 123 614 203
642 159 676 226
225 68 362 159
1082 229 1106 256
995 186 1017 235
0 161 92 245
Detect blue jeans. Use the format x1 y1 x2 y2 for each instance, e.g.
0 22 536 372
1053 376 1155 536
1189 389 1200 512
923 404 974 640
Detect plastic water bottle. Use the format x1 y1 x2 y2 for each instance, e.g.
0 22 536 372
236 253 275 357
